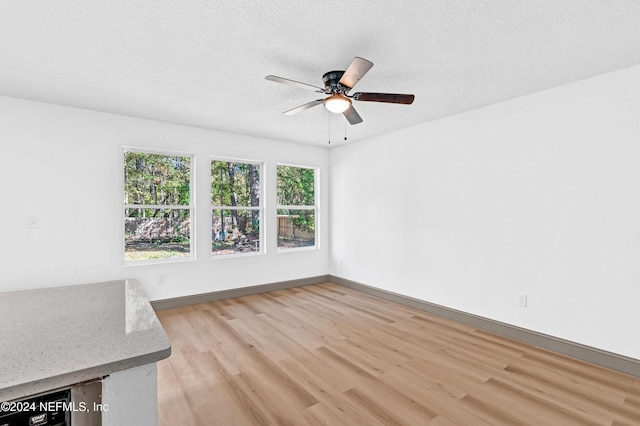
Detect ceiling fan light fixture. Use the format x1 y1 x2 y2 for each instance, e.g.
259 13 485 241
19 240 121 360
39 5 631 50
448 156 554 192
324 94 351 113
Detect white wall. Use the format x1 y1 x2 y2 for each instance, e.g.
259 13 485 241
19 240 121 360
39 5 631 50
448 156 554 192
0 97 329 300
3 64 640 360
330 65 640 359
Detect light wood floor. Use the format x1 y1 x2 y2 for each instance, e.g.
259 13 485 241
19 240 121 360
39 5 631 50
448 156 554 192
156 282 640 425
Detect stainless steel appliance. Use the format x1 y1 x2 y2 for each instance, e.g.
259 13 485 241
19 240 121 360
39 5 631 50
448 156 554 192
0 380 102 426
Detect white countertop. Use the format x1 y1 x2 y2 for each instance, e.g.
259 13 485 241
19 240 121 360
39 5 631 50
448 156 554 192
0 280 171 401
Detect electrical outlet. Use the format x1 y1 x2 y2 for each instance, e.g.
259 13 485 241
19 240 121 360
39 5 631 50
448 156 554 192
517 294 528 307
158 275 167 285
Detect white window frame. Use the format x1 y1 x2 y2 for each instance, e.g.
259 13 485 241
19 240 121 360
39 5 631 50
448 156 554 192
122 146 196 265
211 157 265 258
276 163 319 252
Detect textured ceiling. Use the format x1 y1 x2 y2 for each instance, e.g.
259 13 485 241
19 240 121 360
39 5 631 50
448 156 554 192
2 1 640 147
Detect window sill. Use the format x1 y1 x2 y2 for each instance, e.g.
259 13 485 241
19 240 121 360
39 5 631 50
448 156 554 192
277 246 318 254
210 251 265 260
122 256 196 267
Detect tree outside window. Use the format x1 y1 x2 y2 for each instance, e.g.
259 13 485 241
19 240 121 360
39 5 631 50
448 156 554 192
211 160 262 256
123 149 193 262
277 164 316 249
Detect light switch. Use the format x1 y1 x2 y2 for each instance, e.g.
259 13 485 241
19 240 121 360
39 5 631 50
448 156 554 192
517 294 528 307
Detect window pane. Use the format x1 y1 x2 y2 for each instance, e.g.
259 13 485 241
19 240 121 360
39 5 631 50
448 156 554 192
277 209 315 249
124 208 191 261
124 151 190 205
211 161 260 207
277 165 314 206
212 209 260 255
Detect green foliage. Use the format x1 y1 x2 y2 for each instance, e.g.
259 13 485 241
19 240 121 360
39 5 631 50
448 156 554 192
123 151 192 262
277 166 315 233
277 165 315 206
124 151 191 207
211 161 261 255
211 161 260 206
124 156 319 256
125 208 190 220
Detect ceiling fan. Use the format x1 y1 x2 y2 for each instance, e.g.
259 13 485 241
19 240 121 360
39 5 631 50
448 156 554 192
265 57 415 125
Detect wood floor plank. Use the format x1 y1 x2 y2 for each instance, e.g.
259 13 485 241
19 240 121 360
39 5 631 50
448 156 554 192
157 282 640 425
157 356 199 425
279 357 388 426
391 316 524 368
489 364 626 424
472 377 608 425
343 386 435 425
625 386 640 409
505 356 628 405
229 367 309 425
281 305 348 341
256 310 327 350
195 308 263 374
378 362 494 426
227 315 297 362
522 347 636 389
204 351 274 425
305 401 387 426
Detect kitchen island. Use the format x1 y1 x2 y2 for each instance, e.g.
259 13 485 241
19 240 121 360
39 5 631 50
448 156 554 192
0 280 171 424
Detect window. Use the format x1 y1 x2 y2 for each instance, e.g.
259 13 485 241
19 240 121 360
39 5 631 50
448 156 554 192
123 149 193 262
277 164 317 249
211 159 262 256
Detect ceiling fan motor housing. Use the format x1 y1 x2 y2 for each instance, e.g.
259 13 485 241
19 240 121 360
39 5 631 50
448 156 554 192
322 71 349 94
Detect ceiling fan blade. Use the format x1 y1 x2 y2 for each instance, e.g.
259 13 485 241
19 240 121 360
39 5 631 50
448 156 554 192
338 57 374 89
352 92 415 104
265 75 324 92
283 99 324 115
343 105 363 125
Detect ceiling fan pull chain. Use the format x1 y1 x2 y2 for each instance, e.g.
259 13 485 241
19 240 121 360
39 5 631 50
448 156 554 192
344 116 347 141
328 110 331 145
